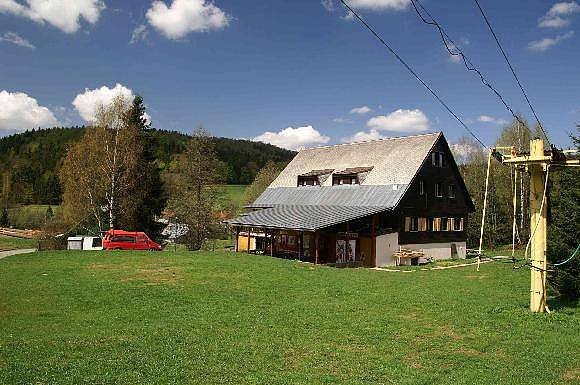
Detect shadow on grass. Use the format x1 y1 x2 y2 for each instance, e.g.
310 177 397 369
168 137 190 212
547 296 579 313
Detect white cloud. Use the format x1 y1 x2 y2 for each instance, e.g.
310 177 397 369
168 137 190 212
321 0 335 12
539 1 580 28
130 24 148 44
0 0 105 34
342 129 384 143
349 105 372 115
0 90 58 132
333 117 349 123
253 125 330 150
146 0 230 40
0 31 35 49
450 141 482 164
477 114 508 125
72 83 135 122
539 15 570 28
347 0 410 11
528 30 574 51
366 108 430 132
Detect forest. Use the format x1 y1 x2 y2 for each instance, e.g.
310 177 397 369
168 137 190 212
0 126 294 206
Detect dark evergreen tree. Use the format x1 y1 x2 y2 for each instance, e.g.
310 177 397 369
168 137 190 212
547 128 580 299
45 206 54 222
125 95 164 238
0 207 9 227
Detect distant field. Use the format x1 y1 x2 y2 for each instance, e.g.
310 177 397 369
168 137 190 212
0 235 37 251
219 184 248 208
7 205 60 229
0 250 578 384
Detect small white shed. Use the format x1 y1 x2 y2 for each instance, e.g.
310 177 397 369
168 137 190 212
67 236 103 251
67 236 83 250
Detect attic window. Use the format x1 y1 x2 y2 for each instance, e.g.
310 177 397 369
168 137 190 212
431 151 447 168
332 166 374 186
297 169 334 187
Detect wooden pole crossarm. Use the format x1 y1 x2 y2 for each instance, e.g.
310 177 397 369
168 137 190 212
502 155 552 165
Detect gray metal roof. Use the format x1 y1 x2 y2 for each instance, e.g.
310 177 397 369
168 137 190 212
227 205 390 231
228 133 443 231
249 184 407 208
268 132 440 188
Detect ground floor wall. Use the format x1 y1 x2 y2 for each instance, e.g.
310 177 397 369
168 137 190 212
233 224 467 267
398 241 467 265
376 233 399 266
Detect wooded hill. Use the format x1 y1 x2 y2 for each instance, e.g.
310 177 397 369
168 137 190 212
0 127 295 205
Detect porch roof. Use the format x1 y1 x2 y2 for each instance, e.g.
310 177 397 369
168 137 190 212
226 205 390 231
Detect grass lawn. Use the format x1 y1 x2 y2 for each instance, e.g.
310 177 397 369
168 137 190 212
0 235 37 251
0 251 578 385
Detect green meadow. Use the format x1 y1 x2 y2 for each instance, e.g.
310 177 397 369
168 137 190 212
0 250 578 384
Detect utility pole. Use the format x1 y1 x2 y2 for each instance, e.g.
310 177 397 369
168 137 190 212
502 138 578 313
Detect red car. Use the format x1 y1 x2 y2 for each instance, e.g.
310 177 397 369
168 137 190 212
102 229 162 251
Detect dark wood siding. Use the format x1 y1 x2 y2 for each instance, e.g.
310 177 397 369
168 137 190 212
397 136 473 245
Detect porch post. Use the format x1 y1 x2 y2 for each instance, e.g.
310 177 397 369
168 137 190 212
247 227 251 253
234 226 239 252
270 230 274 257
346 221 350 263
298 231 302 261
371 214 377 267
315 231 320 265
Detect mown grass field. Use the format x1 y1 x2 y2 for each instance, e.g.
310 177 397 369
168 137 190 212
0 251 578 385
0 235 37 251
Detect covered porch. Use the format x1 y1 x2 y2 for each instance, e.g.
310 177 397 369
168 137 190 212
228 205 398 267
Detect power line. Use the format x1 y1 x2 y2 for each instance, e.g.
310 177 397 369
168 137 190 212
472 0 552 147
409 0 527 131
337 0 488 149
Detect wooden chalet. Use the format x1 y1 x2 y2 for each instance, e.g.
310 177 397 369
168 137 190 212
227 132 474 266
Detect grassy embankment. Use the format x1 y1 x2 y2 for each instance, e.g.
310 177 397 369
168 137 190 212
0 250 578 384
0 236 37 251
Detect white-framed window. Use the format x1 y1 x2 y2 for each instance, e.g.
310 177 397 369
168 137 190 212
427 217 434 231
435 182 444 197
410 217 419 232
418 180 425 196
432 151 447 167
418 217 427 231
453 217 464 231
448 184 456 198
441 217 449 231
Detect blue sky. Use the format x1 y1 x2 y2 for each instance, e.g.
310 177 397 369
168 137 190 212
0 0 579 149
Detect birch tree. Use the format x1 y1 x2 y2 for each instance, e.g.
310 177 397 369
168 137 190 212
60 95 145 232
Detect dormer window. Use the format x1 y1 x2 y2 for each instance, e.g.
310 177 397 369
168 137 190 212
297 169 334 187
332 166 373 186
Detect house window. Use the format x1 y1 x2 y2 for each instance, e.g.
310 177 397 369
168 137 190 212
453 217 464 231
410 217 419 232
332 174 359 185
433 217 441 231
419 217 427 231
435 182 444 197
427 217 434 231
418 180 425 196
432 152 447 167
448 184 456 198
288 235 296 246
297 176 320 186
441 217 449 231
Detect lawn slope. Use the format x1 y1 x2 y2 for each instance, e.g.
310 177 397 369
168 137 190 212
0 251 578 385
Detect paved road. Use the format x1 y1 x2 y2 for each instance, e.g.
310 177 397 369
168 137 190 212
0 249 37 260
